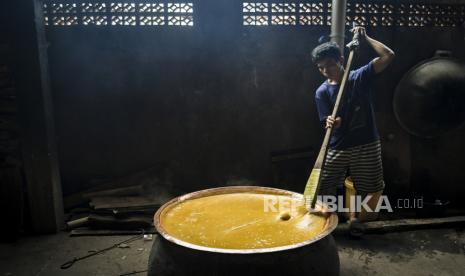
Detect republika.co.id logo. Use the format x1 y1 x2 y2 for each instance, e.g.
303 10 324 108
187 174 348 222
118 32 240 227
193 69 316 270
263 195 424 213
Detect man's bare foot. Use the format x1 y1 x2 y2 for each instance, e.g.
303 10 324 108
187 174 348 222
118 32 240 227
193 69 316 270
348 218 366 237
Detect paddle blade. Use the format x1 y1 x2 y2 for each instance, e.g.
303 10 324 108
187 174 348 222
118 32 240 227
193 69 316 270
303 168 321 210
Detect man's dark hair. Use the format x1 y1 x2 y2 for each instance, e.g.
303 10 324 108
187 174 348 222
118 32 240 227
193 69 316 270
311 42 342 64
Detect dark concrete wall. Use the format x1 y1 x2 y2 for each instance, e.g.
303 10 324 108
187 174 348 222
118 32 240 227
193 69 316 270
45 4 465 203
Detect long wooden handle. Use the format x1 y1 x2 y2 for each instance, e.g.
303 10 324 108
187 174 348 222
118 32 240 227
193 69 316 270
304 49 356 209
315 49 355 169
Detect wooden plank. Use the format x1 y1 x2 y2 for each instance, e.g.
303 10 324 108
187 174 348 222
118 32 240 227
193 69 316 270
363 216 465 232
66 216 89 230
70 227 156 237
63 185 144 210
90 196 164 210
82 185 143 199
63 166 163 209
335 216 465 234
88 213 153 229
11 0 64 233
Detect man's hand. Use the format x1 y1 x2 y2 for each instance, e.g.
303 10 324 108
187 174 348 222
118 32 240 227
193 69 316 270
351 26 367 41
351 26 395 74
326 116 342 129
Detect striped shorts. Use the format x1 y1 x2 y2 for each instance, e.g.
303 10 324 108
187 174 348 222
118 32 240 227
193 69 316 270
319 140 385 195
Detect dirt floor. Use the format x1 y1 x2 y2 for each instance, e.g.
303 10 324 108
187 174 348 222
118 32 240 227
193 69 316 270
0 227 464 276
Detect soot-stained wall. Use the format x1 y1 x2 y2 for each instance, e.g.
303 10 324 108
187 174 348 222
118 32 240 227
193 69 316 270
45 1 465 204
48 27 326 195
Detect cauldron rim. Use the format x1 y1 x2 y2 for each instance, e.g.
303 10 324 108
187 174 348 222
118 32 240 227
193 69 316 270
154 186 338 254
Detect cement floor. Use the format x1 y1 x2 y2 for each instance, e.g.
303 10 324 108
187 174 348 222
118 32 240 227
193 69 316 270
0 227 464 276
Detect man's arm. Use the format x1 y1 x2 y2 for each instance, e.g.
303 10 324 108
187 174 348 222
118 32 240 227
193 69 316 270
367 35 395 74
354 27 395 74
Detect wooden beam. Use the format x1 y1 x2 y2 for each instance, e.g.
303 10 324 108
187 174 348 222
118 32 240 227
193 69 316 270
335 216 465 234
70 228 156 237
10 0 64 233
89 196 163 210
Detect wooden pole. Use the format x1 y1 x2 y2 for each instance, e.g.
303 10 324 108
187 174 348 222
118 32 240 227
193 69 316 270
10 0 64 233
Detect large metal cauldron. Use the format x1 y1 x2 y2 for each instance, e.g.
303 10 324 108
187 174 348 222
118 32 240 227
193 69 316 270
148 186 339 276
393 55 465 138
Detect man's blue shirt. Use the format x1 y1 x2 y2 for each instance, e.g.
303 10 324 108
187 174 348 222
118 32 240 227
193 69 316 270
315 61 379 150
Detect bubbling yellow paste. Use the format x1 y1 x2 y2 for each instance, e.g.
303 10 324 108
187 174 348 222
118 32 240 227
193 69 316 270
160 193 327 249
